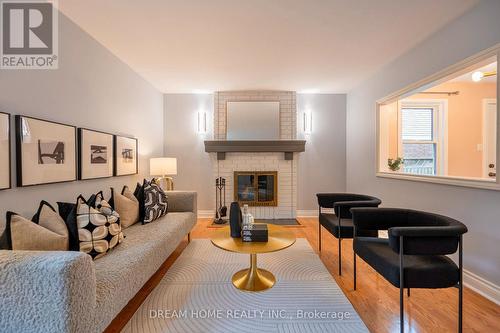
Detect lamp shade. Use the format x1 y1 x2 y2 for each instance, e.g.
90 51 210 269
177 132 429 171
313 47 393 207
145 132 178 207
150 157 177 176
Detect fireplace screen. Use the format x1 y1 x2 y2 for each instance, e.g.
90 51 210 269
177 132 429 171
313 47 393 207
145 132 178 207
234 171 278 206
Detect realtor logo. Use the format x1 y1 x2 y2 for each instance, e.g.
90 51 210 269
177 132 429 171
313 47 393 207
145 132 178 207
1 0 58 69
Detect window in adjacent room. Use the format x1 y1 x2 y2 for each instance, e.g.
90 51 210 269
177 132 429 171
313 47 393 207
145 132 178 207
399 100 446 176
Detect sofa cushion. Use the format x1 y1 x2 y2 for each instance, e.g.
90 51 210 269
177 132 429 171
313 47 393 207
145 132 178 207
354 237 459 289
135 179 151 222
95 192 124 249
111 186 139 228
76 195 121 260
143 182 168 224
0 203 68 251
93 211 195 330
57 202 79 251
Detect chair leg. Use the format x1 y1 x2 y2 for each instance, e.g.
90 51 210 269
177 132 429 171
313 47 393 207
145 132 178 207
338 216 342 276
459 235 463 333
353 252 357 290
338 237 342 275
187 232 191 243
318 223 322 252
400 236 404 333
407 288 410 297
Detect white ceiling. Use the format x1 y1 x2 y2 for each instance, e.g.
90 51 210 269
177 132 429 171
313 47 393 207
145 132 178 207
58 0 479 93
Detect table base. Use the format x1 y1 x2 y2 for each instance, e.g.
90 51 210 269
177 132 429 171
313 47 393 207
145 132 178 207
232 253 275 292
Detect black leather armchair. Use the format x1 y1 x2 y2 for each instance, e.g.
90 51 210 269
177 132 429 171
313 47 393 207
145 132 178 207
351 208 468 333
316 193 381 275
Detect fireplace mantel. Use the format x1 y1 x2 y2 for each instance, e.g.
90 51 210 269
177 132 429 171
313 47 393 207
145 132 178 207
204 140 306 160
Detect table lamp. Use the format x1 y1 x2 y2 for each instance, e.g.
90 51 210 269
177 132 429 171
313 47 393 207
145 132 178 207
150 157 177 190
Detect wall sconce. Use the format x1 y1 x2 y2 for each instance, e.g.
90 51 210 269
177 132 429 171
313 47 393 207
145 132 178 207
197 110 207 134
303 109 312 134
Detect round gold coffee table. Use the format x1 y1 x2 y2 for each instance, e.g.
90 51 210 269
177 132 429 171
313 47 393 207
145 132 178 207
211 224 296 292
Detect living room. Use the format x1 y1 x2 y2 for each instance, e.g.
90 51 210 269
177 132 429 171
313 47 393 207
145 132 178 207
0 1 499 332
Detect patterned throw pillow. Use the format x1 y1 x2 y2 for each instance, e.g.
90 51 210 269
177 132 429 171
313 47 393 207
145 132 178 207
143 182 168 224
135 179 151 222
94 192 124 244
76 194 123 260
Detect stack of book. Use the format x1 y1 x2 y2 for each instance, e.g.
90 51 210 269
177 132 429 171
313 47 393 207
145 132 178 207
242 223 269 242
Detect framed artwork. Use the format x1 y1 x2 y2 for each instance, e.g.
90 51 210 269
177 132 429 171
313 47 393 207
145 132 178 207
15 115 77 187
0 112 11 190
78 128 114 180
114 135 138 176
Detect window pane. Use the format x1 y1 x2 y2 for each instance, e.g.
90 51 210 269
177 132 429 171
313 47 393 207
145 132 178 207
401 108 433 141
402 143 436 175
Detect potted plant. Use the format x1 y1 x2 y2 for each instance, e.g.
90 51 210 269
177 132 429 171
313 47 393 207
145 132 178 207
388 157 403 172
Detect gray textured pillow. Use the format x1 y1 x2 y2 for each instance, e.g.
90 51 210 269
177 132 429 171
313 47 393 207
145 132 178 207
0 201 68 251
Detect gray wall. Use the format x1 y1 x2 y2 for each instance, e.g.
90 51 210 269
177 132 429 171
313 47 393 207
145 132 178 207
163 93 346 212
297 94 346 210
0 13 164 230
164 94 215 210
346 0 500 286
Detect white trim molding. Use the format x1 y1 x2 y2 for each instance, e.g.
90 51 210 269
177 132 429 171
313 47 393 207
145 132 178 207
296 210 318 217
376 172 500 191
463 269 500 305
197 210 215 218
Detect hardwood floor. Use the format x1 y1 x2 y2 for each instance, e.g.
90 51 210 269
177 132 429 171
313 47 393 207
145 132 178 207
105 217 500 333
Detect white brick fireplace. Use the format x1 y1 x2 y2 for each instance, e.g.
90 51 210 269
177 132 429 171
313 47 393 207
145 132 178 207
211 91 298 219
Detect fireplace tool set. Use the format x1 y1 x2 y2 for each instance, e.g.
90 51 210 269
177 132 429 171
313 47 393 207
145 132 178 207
214 177 228 224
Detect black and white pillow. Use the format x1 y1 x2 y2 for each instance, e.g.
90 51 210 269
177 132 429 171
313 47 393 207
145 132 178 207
76 194 123 260
57 201 79 251
135 179 151 222
143 182 168 224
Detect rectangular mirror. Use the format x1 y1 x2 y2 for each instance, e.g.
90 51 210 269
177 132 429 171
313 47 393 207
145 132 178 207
226 101 280 140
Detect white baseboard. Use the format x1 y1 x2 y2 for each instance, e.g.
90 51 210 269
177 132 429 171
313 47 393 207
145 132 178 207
463 269 500 305
296 210 318 217
197 210 215 218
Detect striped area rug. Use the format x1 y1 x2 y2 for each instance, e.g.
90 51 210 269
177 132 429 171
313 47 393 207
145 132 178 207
122 239 368 333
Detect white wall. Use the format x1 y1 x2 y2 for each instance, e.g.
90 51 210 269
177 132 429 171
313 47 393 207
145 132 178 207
0 13 164 229
346 0 500 293
164 94 215 211
297 94 347 211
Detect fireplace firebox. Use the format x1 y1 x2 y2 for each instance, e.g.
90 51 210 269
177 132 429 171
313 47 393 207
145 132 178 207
234 171 278 206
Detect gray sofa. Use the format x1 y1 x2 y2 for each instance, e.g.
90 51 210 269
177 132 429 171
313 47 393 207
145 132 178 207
0 191 197 333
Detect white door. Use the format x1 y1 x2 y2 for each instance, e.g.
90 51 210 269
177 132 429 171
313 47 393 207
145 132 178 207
483 100 497 179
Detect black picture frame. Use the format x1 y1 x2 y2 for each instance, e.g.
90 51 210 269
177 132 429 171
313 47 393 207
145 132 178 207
0 112 11 190
113 135 138 176
15 115 77 187
78 128 115 180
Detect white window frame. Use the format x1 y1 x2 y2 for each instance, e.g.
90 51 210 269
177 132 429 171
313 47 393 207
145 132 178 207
376 44 499 191
398 99 448 176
